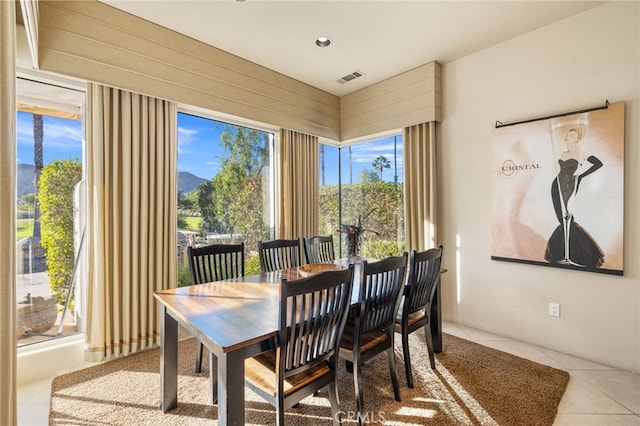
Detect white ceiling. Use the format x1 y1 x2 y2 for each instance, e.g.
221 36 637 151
100 1 602 97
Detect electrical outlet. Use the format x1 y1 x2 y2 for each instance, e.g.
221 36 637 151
548 302 560 317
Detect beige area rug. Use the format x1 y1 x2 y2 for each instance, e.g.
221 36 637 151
49 333 569 425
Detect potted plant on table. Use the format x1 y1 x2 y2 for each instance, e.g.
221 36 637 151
338 215 377 258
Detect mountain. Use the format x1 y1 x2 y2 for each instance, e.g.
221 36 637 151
178 171 208 193
18 165 207 197
17 164 35 198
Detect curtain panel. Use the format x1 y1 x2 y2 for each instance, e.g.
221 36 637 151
85 84 177 362
0 1 18 424
276 129 319 239
403 122 439 252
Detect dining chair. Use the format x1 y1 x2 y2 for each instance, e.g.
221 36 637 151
258 238 302 272
394 245 443 388
303 235 335 264
187 242 245 373
339 253 408 424
244 266 355 426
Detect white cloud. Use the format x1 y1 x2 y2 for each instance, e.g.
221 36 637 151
17 114 82 151
349 139 403 165
178 126 199 153
205 159 221 170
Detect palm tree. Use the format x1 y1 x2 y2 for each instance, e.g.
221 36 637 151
33 114 43 239
319 144 325 185
372 155 390 180
348 146 353 184
393 136 398 184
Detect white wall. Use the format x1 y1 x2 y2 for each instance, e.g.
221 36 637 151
439 2 639 372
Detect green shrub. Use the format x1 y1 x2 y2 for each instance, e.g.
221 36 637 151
362 239 405 259
245 254 261 276
320 181 405 258
177 263 191 287
38 159 82 306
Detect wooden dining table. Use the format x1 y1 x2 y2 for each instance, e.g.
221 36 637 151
154 260 445 425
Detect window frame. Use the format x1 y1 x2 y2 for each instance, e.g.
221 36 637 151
15 71 87 349
176 104 279 243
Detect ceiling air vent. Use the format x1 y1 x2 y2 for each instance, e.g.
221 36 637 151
337 70 365 84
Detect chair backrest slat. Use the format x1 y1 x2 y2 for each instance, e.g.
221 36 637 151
280 267 354 377
303 235 335 264
187 243 245 284
259 238 301 272
358 254 408 335
406 246 443 314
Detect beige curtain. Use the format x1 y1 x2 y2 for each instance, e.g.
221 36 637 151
85 84 177 362
276 129 319 239
0 1 17 424
403 122 439 252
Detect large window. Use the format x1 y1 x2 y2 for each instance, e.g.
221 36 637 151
16 78 85 347
176 111 275 281
319 135 405 258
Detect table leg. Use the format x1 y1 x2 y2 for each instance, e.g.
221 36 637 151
209 351 218 404
160 308 178 412
430 282 443 353
217 350 246 425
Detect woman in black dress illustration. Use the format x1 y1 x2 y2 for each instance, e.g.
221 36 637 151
545 121 605 268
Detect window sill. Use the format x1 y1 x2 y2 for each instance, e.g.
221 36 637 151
17 333 96 387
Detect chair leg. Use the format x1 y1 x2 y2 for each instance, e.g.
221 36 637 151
386 344 401 402
423 324 436 369
353 359 365 426
345 359 353 373
276 399 286 426
328 383 341 426
401 329 414 389
195 342 204 373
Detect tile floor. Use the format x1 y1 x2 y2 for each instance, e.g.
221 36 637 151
17 322 640 425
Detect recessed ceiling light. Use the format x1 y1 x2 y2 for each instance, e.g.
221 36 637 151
315 36 331 48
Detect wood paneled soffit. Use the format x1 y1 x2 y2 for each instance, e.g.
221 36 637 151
36 1 441 142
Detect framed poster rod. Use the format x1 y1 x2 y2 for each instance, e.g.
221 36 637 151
495 100 609 128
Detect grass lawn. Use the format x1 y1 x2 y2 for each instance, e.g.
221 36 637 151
183 216 202 232
17 219 34 240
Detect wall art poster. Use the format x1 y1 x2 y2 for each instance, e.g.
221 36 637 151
491 102 624 275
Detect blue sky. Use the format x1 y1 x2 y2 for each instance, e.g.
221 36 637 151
178 112 404 185
336 136 404 185
16 111 83 165
16 110 404 186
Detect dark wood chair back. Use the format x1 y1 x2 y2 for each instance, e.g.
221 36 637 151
187 242 245 283
395 245 443 388
358 254 408 335
187 242 245 373
279 267 353 377
303 235 335 264
405 245 443 316
258 238 301 272
339 253 407 424
245 266 355 425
